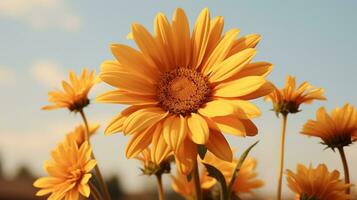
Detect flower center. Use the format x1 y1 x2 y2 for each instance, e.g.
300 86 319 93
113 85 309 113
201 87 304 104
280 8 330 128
157 68 211 115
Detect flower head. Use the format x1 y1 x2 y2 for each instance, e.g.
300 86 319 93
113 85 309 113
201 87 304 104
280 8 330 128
286 164 353 200
97 7 274 174
42 68 98 112
203 151 264 196
171 168 216 200
265 75 326 116
302 104 357 149
65 124 100 146
33 141 97 200
135 147 171 176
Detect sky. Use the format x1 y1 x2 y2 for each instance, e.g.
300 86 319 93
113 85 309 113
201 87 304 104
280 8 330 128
1 0 357 197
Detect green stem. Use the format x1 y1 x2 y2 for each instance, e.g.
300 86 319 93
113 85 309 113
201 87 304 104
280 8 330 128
79 109 111 200
156 174 165 200
337 146 350 194
277 114 288 200
192 158 202 200
89 181 103 200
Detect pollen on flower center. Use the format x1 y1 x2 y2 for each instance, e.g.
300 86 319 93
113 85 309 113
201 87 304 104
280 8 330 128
157 68 211 115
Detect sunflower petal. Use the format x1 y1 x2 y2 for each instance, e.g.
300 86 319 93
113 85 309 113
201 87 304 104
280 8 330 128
213 76 267 97
187 113 209 144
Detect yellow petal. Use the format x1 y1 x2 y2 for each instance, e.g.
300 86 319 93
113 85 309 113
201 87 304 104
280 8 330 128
125 126 155 158
163 115 186 151
78 184 90 197
228 33 261 56
110 44 159 81
123 107 167 134
175 139 197 175
201 29 240 75
213 76 266 97
206 129 233 161
131 23 167 71
191 8 210 69
96 90 157 105
203 16 225 60
104 106 143 135
239 81 275 100
151 123 171 164
234 62 273 79
187 113 209 144
154 13 175 69
198 100 235 117
172 8 191 68
212 116 246 136
100 63 156 95
208 48 256 83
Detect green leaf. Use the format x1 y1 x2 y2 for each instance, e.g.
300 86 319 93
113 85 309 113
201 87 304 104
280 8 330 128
203 163 228 200
227 141 259 199
197 144 208 160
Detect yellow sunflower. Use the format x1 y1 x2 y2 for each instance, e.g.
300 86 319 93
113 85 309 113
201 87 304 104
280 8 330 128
265 75 326 116
97 7 274 173
33 141 97 200
171 168 216 200
203 151 263 196
65 124 100 146
42 68 98 112
286 164 353 200
302 103 357 149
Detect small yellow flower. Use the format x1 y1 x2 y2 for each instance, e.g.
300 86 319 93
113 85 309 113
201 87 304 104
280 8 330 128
286 164 353 200
203 151 264 195
171 168 216 200
135 147 171 176
65 124 100 146
98 7 274 174
42 68 98 112
302 103 357 149
266 75 326 116
33 141 96 200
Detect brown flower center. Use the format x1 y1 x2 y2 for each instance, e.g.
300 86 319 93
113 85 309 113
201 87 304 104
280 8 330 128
157 68 211 115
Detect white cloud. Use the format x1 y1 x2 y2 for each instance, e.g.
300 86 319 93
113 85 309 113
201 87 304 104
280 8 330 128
0 66 16 85
30 60 65 87
0 0 81 31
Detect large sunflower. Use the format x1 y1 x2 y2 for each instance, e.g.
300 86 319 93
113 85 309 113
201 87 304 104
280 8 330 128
286 164 353 200
97 8 273 173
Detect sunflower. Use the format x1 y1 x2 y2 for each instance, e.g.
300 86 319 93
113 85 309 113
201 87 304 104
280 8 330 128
171 168 216 200
42 68 98 112
97 7 274 173
286 164 353 200
202 151 263 197
302 103 357 149
265 75 326 116
33 141 97 200
65 124 100 146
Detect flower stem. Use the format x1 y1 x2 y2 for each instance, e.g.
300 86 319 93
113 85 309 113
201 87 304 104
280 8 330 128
277 114 288 200
79 109 111 200
155 174 165 200
192 158 202 200
89 181 103 200
337 146 350 194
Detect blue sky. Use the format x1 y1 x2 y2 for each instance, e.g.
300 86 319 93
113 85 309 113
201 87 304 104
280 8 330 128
1 0 357 197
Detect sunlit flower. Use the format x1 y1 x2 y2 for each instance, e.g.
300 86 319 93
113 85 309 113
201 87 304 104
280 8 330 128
65 124 100 146
203 151 264 196
286 164 353 200
33 141 97 200
42 68 98 112
135 147 171 176
171 168 216 200
302 104 357 149
265 75 326 116
97 7 274 174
